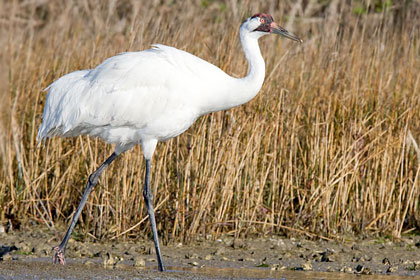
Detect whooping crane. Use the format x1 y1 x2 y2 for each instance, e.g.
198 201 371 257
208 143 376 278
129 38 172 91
38 13 302 271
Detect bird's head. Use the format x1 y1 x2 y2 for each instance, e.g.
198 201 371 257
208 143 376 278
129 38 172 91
241 13 302 43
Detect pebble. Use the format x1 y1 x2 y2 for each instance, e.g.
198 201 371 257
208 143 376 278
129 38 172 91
185 252 199 259
320 249 335 262
204 254 212 260
387 266 398 273
2 254 12 261
402 260 414 270
189 261 199 266
402 259 412 266
302 262 312 271
356 264 372 275
133 257 146 268
403 260 420 271
352 252 370 262
103 252 119 268
382 257 391 265
270 265 277 271
415 261 420 270
271 264 287 271
340 266 352 273
270 264 286 271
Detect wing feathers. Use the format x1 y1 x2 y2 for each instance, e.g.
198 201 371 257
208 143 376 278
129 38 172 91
38 44 230 144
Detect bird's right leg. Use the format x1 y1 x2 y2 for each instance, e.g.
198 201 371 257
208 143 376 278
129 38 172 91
53 152 118 265
143 159 165 271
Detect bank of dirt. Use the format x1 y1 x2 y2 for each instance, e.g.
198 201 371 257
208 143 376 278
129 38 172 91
1 225 419 279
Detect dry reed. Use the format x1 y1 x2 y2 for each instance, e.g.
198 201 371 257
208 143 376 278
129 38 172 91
0 0 419 243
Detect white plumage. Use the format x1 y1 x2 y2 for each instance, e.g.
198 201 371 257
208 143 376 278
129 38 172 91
38 44 251 155
38 13 301 271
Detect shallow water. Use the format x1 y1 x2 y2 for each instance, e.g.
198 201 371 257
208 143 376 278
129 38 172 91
168 265 417 279
0 260 417 280
2 228 420 279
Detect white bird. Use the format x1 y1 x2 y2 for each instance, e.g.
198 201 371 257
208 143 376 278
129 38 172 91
38 13 301 271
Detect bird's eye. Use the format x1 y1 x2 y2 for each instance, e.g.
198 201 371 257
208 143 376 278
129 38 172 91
260 18 265 23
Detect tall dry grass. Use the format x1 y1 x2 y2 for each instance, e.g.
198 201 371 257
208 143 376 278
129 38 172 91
0 0 419 243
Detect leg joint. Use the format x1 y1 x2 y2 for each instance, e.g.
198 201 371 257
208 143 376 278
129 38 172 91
88 173 98 186
143 188 153 201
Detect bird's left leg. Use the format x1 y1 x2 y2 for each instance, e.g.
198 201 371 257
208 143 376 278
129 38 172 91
143 159 165 271
53 152 118 265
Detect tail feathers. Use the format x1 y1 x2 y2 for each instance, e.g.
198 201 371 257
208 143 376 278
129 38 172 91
37 70 90 144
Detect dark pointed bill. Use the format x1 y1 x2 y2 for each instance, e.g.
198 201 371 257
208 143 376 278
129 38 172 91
270 22 303 43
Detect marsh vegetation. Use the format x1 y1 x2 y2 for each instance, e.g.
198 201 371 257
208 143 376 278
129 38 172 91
0 1 419 245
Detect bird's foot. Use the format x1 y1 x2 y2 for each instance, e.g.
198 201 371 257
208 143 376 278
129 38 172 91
52 246 66 265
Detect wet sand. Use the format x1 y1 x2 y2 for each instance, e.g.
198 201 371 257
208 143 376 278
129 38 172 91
1 226 420 279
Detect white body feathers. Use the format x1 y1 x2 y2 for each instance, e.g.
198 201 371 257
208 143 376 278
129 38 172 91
38 18 267 158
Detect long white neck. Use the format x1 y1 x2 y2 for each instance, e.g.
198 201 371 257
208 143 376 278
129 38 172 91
238 30 266 96
199 28 266 114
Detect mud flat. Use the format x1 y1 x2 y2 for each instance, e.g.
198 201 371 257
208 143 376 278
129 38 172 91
1 226 419 279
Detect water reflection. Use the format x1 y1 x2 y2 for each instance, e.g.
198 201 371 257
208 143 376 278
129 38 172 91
166 265 415 279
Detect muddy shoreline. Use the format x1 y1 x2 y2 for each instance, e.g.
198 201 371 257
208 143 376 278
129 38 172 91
1 226 419 279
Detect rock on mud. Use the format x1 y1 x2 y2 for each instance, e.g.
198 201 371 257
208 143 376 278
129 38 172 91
133 256 146 268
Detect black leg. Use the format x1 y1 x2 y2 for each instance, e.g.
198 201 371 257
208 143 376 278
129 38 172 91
53 152 118 264
143 159 165 271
